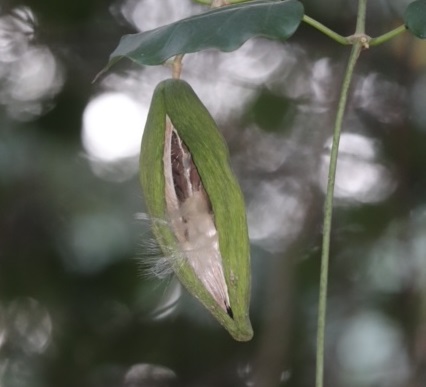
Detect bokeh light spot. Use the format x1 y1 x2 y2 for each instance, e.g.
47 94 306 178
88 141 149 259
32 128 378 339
337 311 409 386
82 92 147 162
320 133 396 203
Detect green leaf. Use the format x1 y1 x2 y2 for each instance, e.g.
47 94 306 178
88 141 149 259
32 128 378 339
404 0 426 39
105 0 303 69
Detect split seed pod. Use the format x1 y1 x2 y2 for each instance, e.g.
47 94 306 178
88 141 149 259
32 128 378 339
140 79 252 341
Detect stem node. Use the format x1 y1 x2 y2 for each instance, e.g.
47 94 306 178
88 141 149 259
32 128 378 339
347 33 371 49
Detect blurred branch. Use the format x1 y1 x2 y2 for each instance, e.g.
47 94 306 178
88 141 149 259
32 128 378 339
253 196 321 387
411 270 426 386
252 249 295 387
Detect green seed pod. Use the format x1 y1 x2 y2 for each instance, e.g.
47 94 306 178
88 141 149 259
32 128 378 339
140 79 252 341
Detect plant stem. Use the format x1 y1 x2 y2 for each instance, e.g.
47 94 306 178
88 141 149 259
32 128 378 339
315 1 367 387
172 55 184 79
315 42 362 387
193 0 248 4
370 24 407 46
355 0 367 33
302 15 350 45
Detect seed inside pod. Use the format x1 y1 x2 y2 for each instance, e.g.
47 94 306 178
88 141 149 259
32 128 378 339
163 116 232 317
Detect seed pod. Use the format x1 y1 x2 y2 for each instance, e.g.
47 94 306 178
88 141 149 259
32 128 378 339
140 79 252 341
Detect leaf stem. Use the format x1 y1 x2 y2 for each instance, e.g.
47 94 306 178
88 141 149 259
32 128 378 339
193 0 249 4
172 55 184 79
370 24 407 46
315 1 367 387
302 15 350 45
211 0 230 7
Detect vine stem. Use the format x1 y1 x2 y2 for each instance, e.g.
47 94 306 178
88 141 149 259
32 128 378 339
370 24 406 46
302 15 349 45
193 0 407 48
315 40 362 387
315 1 367 387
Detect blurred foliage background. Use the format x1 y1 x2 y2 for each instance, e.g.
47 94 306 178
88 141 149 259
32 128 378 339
1 0 426 386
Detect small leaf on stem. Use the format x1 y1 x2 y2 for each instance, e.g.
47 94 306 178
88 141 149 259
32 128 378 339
404 0 426 39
